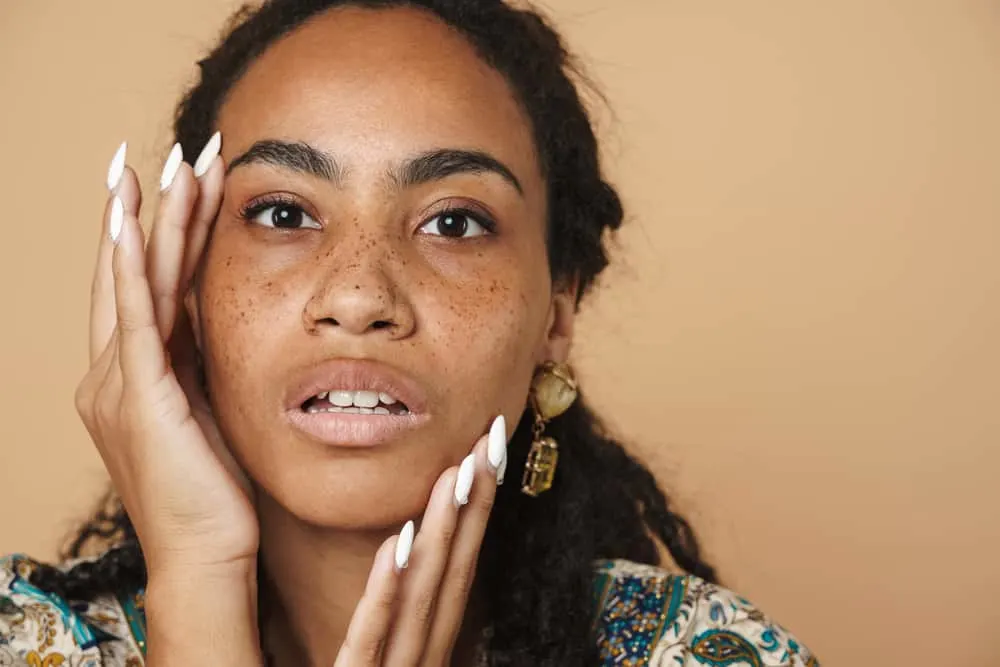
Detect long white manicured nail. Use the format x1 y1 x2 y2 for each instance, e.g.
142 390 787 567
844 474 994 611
159 142 184 191
193 131 221 178
487 415 507 473
497 453 507 486
106 141 126 191
109 197 124 243
454 453 476 506
394 520 414 571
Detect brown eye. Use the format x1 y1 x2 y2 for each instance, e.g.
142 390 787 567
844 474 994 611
419 210 492 238
246 202 321 230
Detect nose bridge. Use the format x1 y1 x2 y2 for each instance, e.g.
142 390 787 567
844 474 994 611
303 220 409 337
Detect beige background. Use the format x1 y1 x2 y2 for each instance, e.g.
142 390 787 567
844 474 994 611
2 1 998 665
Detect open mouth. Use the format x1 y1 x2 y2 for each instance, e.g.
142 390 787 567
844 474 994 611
301 390 411 416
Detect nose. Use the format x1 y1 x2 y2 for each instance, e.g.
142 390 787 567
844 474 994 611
302 239 415 340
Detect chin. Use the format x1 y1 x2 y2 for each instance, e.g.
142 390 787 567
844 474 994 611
257 457 437 531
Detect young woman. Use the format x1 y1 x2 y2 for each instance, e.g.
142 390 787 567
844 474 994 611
0 1 819 665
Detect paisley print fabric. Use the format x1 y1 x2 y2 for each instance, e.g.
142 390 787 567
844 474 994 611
1 554 817 665
0 555 143 667
593 560 819 666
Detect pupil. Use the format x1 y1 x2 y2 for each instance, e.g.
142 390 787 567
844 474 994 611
440 213 467 237
272 205 301 228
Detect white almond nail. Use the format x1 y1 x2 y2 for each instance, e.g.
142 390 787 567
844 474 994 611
454 453 476 506
106 141 127 191
394 520 414 570
497 453 507 486
487 415 507 472
159 143 184 191
193 131 221 178
109 197 124 243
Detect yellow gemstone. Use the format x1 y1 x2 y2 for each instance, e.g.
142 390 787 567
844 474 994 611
521 437 559 496
531 363 578 420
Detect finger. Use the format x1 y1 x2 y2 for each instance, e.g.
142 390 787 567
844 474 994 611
145 143 200 337
181 137 226 289
111 203 168 389
334 531 408 667
422 422 505 663
380 466 463 665
91 163 143 363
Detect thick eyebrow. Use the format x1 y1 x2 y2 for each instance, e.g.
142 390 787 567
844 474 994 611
227 140 523 196
227 140 344 184
391 148 523 195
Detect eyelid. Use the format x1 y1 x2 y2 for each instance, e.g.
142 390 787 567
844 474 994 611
419 198 498 232
239 192 322 229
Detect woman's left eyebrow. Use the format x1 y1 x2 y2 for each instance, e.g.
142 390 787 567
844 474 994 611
227 139 524 196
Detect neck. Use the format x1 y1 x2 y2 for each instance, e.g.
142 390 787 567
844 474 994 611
255 493 485 667
257 492 388 666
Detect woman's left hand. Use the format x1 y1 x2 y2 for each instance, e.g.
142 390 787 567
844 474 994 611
334 415 508 666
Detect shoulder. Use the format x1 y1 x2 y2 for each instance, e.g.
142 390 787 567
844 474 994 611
592 559 819 667
0 554 146 666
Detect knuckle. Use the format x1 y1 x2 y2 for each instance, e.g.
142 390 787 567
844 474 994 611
411 593 436 626
473 488 496 514
117 313 155 335
449 565 476 601
74 379 95 421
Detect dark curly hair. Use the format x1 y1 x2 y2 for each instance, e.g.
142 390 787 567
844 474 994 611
30 1 717 664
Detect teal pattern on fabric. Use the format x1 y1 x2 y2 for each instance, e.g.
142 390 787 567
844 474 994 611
691 629 763 666
593 560 679 665
5 554 100 651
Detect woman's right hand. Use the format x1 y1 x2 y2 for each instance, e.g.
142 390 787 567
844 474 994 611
74 136 259 577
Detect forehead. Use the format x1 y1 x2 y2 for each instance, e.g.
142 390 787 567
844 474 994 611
217 5 542 187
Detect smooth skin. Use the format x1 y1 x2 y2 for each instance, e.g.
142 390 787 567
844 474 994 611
75 5 576 666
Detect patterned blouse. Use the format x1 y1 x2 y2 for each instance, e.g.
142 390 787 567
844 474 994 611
0 553 819 666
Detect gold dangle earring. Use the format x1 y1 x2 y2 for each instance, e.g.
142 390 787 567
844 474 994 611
521 361 578 497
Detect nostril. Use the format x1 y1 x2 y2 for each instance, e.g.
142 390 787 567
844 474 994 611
371 320 393 330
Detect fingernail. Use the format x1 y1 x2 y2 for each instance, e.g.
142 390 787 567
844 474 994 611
487 415 507 474
106 141 127 191
159 142 184 191
394 520 414 570
497 453 507 486
454 453 476 506
109 196 124 244
193 131 221 178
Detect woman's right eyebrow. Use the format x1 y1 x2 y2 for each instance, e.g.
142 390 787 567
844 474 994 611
227 139 524 196
228 139 343 183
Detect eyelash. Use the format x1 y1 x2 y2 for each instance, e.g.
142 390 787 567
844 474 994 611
238 195 498 235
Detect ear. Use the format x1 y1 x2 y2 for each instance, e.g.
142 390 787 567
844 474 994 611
539 277 578 364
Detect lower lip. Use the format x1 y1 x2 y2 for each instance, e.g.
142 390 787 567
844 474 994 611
285 409 429 447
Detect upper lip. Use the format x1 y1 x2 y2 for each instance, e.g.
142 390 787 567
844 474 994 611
284 358 428 414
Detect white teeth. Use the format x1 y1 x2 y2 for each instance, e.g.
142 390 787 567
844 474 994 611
328 391 354 407
315 389 401 409
354 391 379 408
358 407 374 414
328 406 344 413
342 407 361 414
374 407 390 415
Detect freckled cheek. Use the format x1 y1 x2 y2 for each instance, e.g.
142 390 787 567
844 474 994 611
200 261 289 381
423 277 543 379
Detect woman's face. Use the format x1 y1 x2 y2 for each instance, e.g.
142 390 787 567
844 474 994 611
189 6 575 529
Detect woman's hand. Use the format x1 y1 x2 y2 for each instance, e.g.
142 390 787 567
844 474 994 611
332 415 508 667
75 136 259 576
